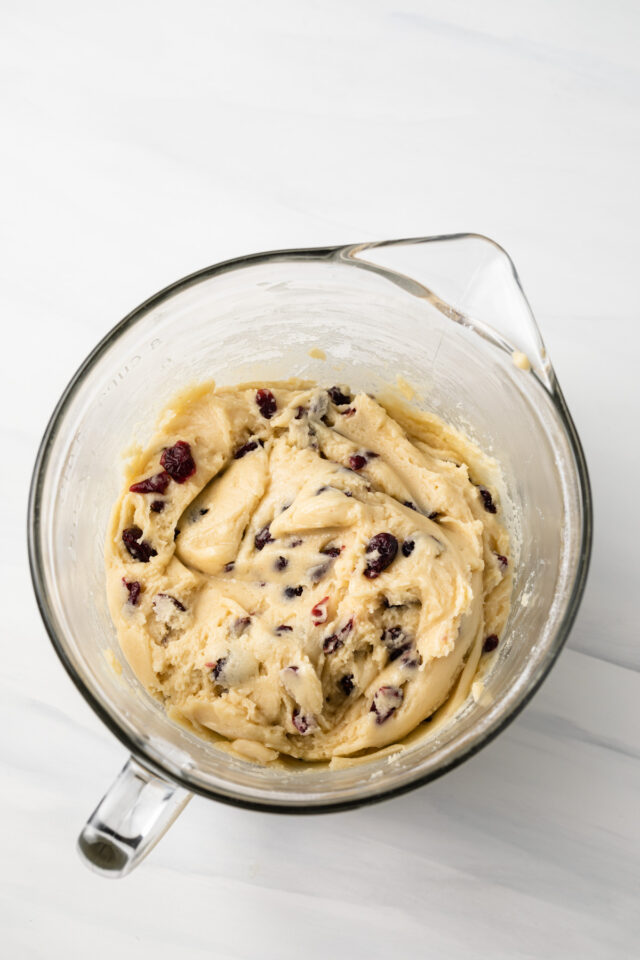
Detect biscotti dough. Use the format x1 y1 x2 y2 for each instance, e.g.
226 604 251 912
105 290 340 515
105 381 511 762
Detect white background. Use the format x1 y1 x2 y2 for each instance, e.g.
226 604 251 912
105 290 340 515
2 1 639 957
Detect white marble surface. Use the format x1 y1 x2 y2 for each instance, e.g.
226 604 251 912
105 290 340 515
2 1 639 956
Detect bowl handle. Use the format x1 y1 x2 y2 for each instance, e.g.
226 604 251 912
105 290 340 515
339 233 556 392
77 755 191 878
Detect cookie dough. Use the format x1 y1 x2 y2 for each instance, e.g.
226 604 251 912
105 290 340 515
105 380 511 762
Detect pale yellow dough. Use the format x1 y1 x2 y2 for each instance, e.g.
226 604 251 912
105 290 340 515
106 381 511 762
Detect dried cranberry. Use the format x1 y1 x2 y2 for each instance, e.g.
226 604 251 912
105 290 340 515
122 526 157 563
338 674 354 696
122 578 141 606
327 386 352 406
402 539 415 557
401 651 422 669
349 454 367 471
284 585 304 598
224 561 235 572
232 616 251 637
311 596 330 625
275 624 293 633
478 486 497 514
323 618 353 655
256 388 277 419
320 546 341 558
155 592 186 612
381 625 413 661
160 441 196 483
370 685 403 724
292 709 315 735
150 500 165 513
129 471 170 495
234 439 262 459
363 533 398 579
255 525 274 550
496 553 508 569
341 407 356 418
209 658 227 681
483 634 499 653
275 556 288 571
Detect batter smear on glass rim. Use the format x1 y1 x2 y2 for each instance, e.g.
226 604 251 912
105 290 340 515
106 380 511 763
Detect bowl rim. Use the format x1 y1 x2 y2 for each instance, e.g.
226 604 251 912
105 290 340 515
27 234 593 813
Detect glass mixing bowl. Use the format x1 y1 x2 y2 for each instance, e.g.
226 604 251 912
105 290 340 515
28 235 592 877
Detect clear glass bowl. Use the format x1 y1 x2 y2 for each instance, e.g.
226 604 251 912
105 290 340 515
28 235 592 876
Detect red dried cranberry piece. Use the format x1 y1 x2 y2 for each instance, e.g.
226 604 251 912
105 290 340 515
284 585 304 598
122 526 157 563
381 625 412 661
478 486 497 514
323 618 353 655
234 439 263 459
483 634 499 653
496 553 508 569
255 525 274 550
323 634 342 655
275 556 288 571
370 685 403 724
311 596 330 625
349 454 367 471
155 592 186 611
122 578 141 606
402 539 415 557
338 674 354 696
150 500 165 513
256 388 277 419
363 533 398 579
320 545 341 558
292 708 316 735
160 441 196 483
341 407 356 418
327 386 352 406
129 471 170 494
